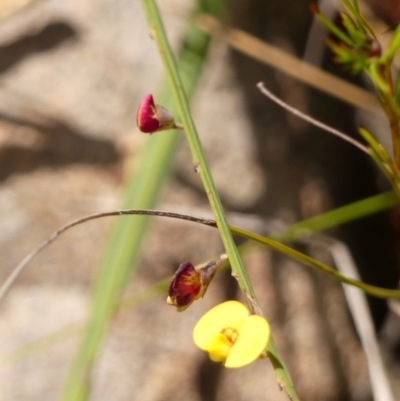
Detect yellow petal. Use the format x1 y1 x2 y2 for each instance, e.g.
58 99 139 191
206 333 232 362
193 301 249 351
225 315 270 368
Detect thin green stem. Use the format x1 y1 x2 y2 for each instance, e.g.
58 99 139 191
141 0 254 308
275 191 399 242
4 208 400 303
382 63 400 170
314 12 353 47
369 61 400 171
230 225 400 299
141 1 299 399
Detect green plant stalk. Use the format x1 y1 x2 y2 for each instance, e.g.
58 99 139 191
314 12 353 47
141 0 255 307
382 63 400 171
382 118 400 173
275 191 399 242
341 0 376 38
61 1 227 400
382 106 400 172
357 124 400 196
141 1 299 400
369 61 400 171
229 225 400 298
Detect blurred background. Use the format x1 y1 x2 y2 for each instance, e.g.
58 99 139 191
0 0 400 400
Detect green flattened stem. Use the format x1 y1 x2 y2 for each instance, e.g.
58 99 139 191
141 1 299 399
140 0 254 301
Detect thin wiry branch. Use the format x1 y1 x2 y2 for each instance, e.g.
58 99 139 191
0 209 216 302
257 82 371 155
3 207 399 304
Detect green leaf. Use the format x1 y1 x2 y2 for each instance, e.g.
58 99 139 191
342 13 365 45
275 191 399 242
381 23 400 62
358 127 400 195
369 61 391 93
230 224 400 299
315 11 353 46
341 0 376 38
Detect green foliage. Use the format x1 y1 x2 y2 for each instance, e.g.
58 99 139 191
358 127 400 195
315 5 380 74
341 0 376 38
381 24 400 63
315 0 400 177
231 225 400 299
275 191 399 242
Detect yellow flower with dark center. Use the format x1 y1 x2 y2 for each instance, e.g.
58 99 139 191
193 301 270 368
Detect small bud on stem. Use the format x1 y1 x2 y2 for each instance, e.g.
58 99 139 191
137 94 183 133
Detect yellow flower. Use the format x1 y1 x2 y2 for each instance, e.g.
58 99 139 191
193 301 270 368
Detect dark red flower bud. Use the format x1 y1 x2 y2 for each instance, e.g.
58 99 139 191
167 261 217 312
136 94 180 134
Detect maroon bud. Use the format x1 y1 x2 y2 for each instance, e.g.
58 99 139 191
136 94 181 134
167 261 217 312
167 262 202 311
